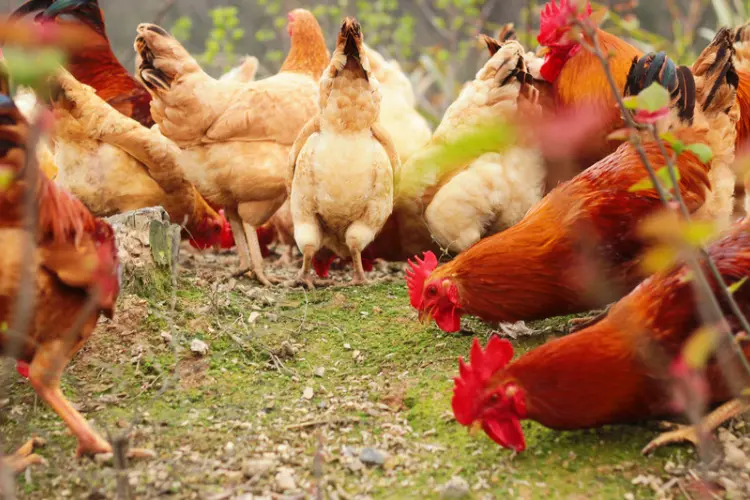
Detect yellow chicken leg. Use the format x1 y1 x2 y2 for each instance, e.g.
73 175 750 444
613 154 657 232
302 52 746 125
2 437 46 474
294 245 316 289
28 341 153 460
642 399 749 455
350 247 369 285
243 222 280 287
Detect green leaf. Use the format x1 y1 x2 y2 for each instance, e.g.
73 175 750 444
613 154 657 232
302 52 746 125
637 82 671 112
660 132 685 155
628 166 680 193
682 220 716 247
728 276 748 295
683 326 718 369
685 143 713 163
640 244 678 274
0 167 12 192
623 96 639 110
4 47 66 90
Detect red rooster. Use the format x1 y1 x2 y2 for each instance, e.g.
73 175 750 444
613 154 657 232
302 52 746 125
536 0 644 169
407 32 738 333
0 85 148 469
451 218 750 453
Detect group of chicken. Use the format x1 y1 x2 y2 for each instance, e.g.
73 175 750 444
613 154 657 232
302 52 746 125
2 0 750 474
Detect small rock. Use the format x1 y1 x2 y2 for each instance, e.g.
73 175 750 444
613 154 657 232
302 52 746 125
359 447 387 466
94 453 114 466
313 367 325 378
343 343 352 350
248 312 261 324
318 400 328 409
280 341 297 357
224 442 235 456
190 339 209 356
160 331 173 344
303 387 314 400
440 476 470 499
624 494 635 500
725 444 748 469
275 468 296 491
243 459 275 478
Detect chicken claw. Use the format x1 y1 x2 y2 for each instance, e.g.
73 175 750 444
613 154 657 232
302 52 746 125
2 437 47 474
642 399 749 455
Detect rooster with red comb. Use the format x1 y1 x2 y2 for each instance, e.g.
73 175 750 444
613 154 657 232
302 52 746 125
536 0 643 169
407 30 739 333
452 217 750 454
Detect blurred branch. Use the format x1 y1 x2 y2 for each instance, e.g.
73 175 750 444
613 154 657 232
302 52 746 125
574 15 750 453
0 103 44 500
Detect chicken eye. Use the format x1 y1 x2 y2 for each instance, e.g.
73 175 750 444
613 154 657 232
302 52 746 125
426 284 438 297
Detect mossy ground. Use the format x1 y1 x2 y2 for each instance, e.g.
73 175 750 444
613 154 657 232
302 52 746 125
0 249 693 499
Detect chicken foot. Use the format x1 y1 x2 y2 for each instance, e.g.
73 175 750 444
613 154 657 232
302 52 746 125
2 437 46 474
642 399 750 455
28 340 153 460
294 245 317 289
350 247 368 285
226 210 252 272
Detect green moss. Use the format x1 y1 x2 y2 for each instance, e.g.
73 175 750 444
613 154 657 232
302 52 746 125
2 276 677 498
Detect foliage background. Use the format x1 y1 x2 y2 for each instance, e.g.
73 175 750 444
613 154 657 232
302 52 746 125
8 0 747 120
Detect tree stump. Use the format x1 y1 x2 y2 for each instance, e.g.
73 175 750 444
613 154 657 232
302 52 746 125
106 207 181 296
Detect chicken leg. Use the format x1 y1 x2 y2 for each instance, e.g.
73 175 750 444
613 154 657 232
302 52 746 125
642 399 749 455
226 210 251 273
243 222 280 286
2 437 46 474
294 245 317 289
28 340 153 460
350 248 368 285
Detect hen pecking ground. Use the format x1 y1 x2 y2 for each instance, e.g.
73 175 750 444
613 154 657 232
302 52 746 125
1 244 748 499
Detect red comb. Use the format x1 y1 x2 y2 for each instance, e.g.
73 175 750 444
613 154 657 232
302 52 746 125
452 336 515 425
538 0 592 44
313 252 337 278
16 361 30 379
405 251 438 308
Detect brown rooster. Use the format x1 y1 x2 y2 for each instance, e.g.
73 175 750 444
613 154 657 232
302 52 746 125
12 0 153 128
407 31 739 333
0 81 149 468
535 0 644 170
451 218 750 454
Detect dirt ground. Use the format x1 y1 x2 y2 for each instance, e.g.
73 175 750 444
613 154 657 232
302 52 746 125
2 243 749 499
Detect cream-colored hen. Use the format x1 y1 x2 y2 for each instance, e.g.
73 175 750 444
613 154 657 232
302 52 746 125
289 18 399 286
47 70 222 239
134 13 328 286
393 38 545 254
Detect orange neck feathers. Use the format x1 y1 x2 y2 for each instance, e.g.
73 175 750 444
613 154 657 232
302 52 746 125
68 43 146 105
555 29 642 111
281 11 329 80
735 68 750 150
36 172 97 244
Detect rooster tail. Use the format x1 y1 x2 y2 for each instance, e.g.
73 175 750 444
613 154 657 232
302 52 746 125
692 28 738 116
9 0 54 19
624 52 696 124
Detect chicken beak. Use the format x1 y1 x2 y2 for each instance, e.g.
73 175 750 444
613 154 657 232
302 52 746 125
537 46 550 57
418 307 434 325
469 421 482 437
